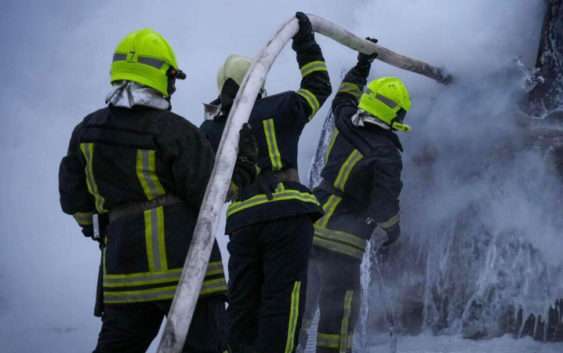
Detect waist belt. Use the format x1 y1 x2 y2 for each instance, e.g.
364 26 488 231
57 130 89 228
109 194 183 222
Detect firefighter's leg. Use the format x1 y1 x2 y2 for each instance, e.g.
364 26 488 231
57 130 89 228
316 253 361 353
92 302 163 353
255 215 314 353
296 252 322 353
175 295 228 353
227 225 262 353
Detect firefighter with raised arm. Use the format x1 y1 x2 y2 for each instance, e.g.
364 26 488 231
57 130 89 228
304 38 411 353
200 12 332 353
58 28 257 353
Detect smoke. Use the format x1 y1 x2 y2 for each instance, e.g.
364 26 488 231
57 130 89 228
0 0 557 351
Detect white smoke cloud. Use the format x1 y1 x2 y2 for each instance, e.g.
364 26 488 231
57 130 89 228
0 0 557 351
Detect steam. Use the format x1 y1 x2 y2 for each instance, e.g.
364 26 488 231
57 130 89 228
0 0 557 352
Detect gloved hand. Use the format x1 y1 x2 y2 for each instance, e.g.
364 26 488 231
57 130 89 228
233 123 259 189
358 37 379 64
293 12 314 44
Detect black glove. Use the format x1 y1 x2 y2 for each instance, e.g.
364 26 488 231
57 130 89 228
233 124 258 189
293 12 314 44
358 37 379 64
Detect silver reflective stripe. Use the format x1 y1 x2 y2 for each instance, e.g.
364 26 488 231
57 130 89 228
138 56 165 69
376 93 398 108
141 150 161 198
113 53 127 61
113 53 165 69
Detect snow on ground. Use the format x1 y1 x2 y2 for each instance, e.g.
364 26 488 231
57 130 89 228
368 334 563 353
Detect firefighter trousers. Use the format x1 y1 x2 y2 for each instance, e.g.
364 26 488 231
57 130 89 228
92 296 226 353
227 215 314 353
301 248 361 353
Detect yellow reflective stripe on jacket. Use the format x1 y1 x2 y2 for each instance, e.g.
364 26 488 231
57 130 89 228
379 213 400 229
284 281 302 353
317 333 341 349
338 82 362 98
104 285 177 304
79 143 107 213
201 277 228 296
206 261 225 277
103 268 181 288
339 290 354 353
144 206 168 272
334 149 363 192
73 211 94 226
262 119 283 171
297 88 320 119
227 189 319 217
313 236 364 259
314 226 366 251
136 149 166 200
325 129 339 162
300 60 328 77
316 195 342 228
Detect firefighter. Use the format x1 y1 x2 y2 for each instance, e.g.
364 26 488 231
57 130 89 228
201 12 332 353
58 28 257 353
305 40 411 353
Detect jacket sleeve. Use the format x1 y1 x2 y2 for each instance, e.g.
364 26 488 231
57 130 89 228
59 123 97 230
292 33 332 122
365 146 403 234
332 59 372 117
163 119 215 211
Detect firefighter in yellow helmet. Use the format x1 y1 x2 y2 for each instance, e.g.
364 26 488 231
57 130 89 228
299 38 411 353
58 28 258 353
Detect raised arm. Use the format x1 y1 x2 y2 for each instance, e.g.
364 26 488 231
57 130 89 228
333 38 378 116
293 12 332 122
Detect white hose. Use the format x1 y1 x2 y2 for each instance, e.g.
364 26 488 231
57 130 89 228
157 14 450 353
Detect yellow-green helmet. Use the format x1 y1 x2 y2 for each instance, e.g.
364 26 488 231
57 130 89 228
110 28 185 97
358 77 412 132
216 54 253 92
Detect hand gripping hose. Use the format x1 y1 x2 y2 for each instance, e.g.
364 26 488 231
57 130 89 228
157 14 451 353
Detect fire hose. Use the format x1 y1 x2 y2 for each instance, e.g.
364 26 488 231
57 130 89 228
157 14 452 353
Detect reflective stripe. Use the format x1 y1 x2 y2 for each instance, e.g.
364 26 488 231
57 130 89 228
73 211 94 226
339 291 354 353
138 56 165 69
136 149 166 200
317 333 341 349
313 235 364 259
206 261 225 277
227 190 319 217
262 119 283 171
79 143 107 213
297 89 320 119
317 195 342 228
314 226 366 251
144 206 167 272
300 60 328 77
104 285 177 304
113 53 165 69
333 149 363 192
376 93 398 108
379 213 400 229
104 269 181 288
284 281 301 353
338 82 362 98
201 278 228 296
325 129 339 162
